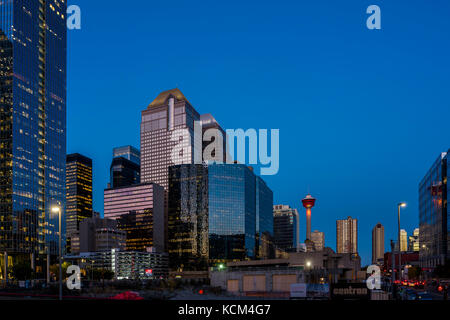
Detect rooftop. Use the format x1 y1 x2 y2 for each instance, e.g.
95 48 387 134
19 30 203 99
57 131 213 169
147 88 191 108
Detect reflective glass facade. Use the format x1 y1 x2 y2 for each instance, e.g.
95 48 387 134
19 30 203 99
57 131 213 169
110 157 140 188
113 145 140 166
273 205 297 251
255 176 274 259
0 1 67 257
168 164 208 270
208 164 257 263
168 164 274 269
419 151 449 268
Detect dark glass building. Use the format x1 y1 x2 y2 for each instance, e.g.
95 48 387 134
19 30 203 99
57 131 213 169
113 145 140 166
256 176 274 259
168 164 209 270
419 150 449 269
66 154 93 235
0 1 67 277
168 163 273 270
110 157 140 188
273 205 297 252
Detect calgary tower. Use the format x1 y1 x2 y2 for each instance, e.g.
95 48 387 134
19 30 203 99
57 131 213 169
302 194 316 241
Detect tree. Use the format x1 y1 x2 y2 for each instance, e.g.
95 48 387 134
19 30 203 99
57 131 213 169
49 261 71 280
11 262 33 281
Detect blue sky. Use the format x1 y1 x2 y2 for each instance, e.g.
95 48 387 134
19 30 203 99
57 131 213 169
67 0 450 265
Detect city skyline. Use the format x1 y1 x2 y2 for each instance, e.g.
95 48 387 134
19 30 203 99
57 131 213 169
66 1 450 266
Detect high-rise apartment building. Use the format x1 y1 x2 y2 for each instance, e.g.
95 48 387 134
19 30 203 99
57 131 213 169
66 154 93 235
311 230 325 252
419 150 449 268
372 223 385 264
273 205 298 252
336 217 358 254
0 1 67 278
104 183 165 252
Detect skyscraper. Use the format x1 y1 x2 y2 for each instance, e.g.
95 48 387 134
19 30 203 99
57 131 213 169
372 223 384 264
408 228 420 252
200 113 226 163
110 145 141 189
273 205 298 252
168 163 273 269
208 164 258 263
66 154 93 235
419 150 449 269
256 176 274 259
311 230 325 251
113 145 140 166
104 183 165 252
140 89 201 189
168 164 209 270
336 217 358 254
110 157 140 188
0 1 67 277
400 229 408 252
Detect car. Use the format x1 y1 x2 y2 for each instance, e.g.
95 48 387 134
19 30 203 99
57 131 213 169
399 288 414 300
414 281 425 289
404 289 417 301
415 292 433 301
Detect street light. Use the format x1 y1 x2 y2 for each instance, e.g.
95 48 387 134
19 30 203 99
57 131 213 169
52 206 63 301
397 202 406 282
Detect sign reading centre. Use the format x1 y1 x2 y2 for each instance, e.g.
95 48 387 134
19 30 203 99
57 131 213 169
330 283 370 300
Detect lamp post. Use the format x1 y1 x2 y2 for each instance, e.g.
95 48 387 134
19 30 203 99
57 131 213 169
306 261 312 283
52 206 62 301
397 202 406 281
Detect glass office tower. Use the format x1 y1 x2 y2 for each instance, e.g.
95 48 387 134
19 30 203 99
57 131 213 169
208 164 257 263
168 164 209 270
110 145 141 188
419 150 449 269
255 176 274 259
110 157 140 188
169 163 274 269
66 154 93 235
113 145 140 166
273 205 297 252
0 1 67 275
